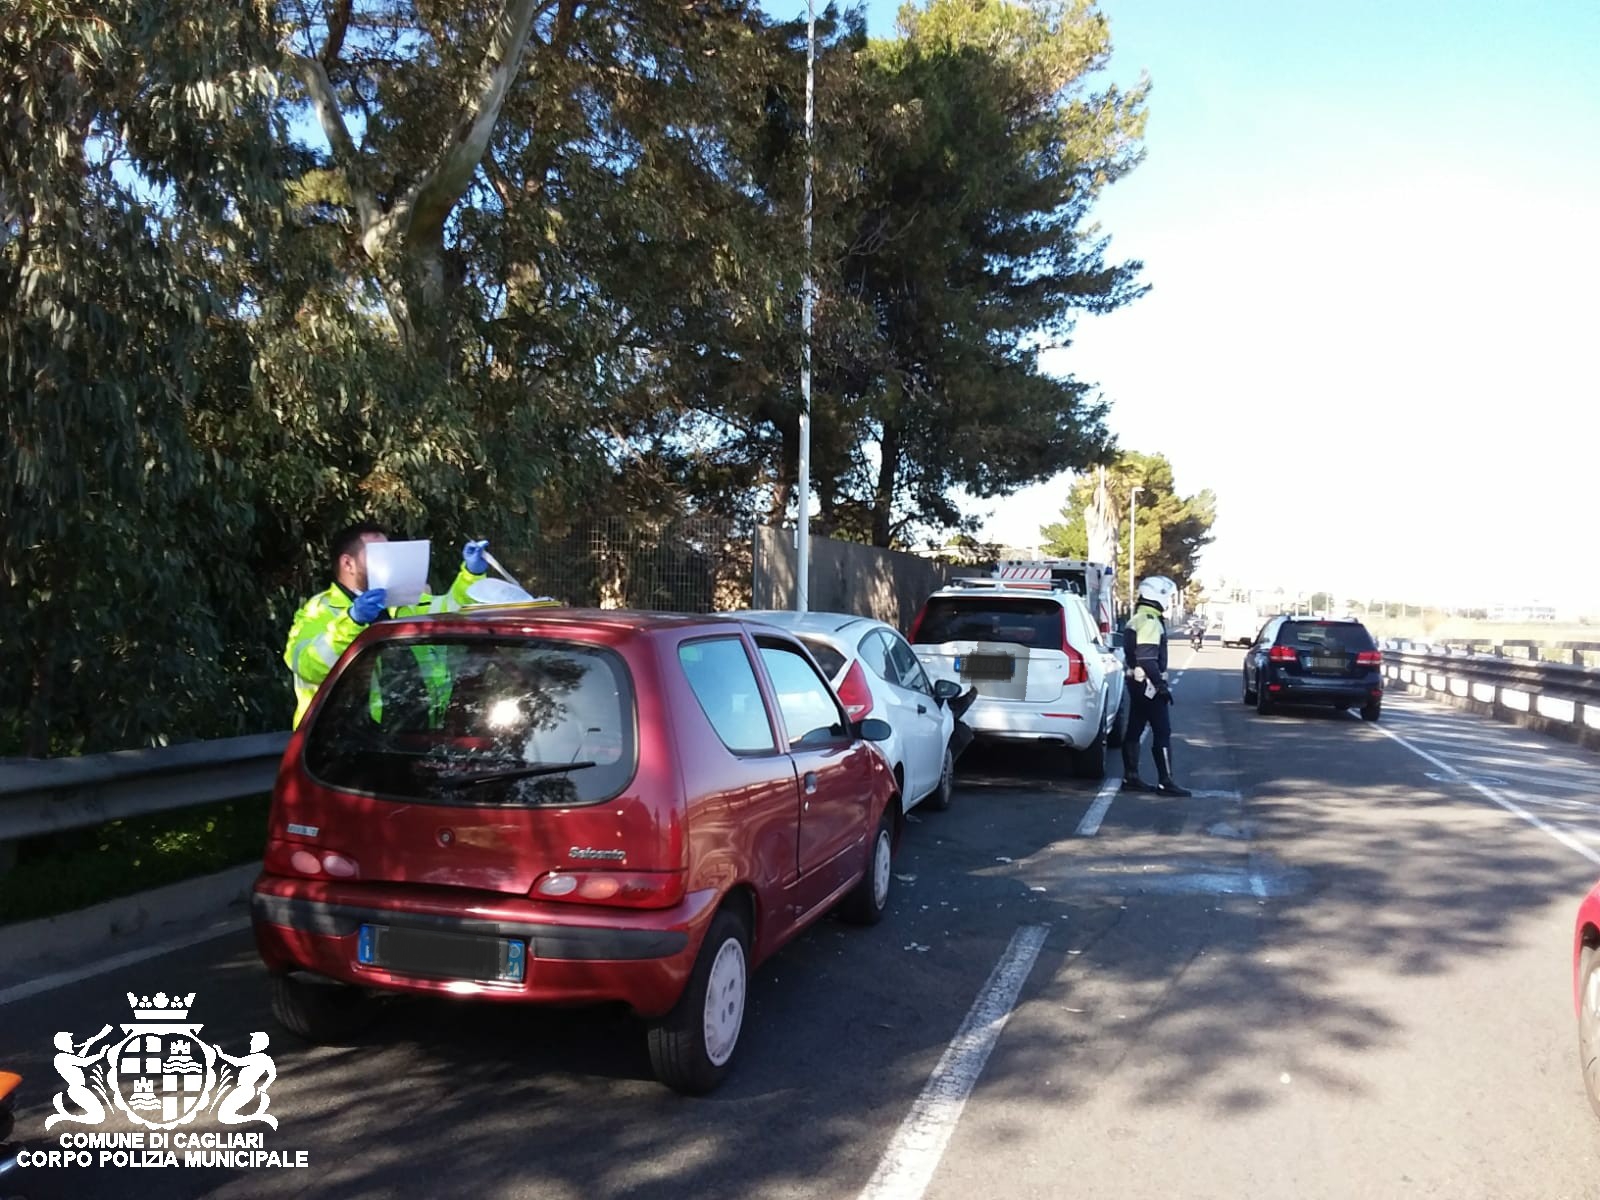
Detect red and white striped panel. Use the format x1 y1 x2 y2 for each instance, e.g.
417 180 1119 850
997 566 1053 581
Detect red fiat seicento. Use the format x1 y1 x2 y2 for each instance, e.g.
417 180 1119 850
253 608 899 1093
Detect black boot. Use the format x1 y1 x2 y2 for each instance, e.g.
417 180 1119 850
1121 737 1154 792
1153 746 1191 797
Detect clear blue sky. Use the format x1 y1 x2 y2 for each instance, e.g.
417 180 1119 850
772 1 1600 609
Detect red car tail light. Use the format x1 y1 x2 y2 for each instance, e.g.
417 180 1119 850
1356 650 1383 665
907 606 927 643
1268 646 1299 662
533 870 687 910
1062 612 1089 685
837 659 875 719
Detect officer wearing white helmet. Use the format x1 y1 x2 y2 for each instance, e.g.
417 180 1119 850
1120 575 1192 796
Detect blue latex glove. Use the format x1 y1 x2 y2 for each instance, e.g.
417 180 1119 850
350 588 388 625
463 539 490 576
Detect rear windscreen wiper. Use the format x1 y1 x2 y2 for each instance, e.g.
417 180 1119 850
434 761 597 789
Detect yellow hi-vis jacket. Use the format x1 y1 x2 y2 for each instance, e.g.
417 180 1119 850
284 565 479 728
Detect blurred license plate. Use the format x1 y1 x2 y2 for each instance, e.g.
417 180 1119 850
1309 656 1346 671
358 924 525 984
956 653 1015 681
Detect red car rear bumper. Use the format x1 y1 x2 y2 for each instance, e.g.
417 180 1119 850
252 873 718 1019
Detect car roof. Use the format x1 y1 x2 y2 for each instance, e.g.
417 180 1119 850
926 585 1070 604
382 607 772 638
736 610 879 636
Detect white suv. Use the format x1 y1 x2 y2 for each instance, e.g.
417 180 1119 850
908 581 1127 777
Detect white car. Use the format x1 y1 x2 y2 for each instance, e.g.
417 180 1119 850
740 611 967 814
907 581 1127 778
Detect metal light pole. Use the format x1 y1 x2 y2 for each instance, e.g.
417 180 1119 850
795 0 816 612
1127 485 1145 611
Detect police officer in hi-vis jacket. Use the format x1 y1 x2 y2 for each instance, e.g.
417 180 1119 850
1120 575 1192 797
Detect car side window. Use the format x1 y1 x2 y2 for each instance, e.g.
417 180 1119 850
1256 619 1280 647
678 637 777 755
885 633 931 694
757 641 849 748
1063 598 1095 651
857 629 895 684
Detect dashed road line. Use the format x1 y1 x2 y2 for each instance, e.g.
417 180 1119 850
858 924 1050 1200
1076 776 1123 837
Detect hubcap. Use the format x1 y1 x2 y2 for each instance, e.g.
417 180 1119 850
871 828 892 908
702 936 746 1068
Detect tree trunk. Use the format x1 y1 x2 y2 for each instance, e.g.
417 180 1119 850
870 424 899 547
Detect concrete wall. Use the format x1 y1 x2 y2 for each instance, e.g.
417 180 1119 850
752 528 965 632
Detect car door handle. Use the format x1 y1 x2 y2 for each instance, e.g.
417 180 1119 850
803 771 818 794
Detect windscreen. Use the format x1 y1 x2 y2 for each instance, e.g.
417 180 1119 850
303 638 635 807
913 598 1063 649
1276 622 1375 653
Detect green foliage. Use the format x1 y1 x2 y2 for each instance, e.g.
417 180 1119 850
1 0 287 754
1041 451 1216 587
0 797 271 925
2 0 1149 753
806 0 1147 545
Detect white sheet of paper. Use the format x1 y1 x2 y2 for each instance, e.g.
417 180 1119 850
365 540 431 608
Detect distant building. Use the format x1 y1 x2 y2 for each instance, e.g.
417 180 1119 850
1486 604 1558 622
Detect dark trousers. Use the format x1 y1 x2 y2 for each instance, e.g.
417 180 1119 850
1125 687 1171 754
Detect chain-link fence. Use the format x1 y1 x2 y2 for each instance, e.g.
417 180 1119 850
517 517 750 613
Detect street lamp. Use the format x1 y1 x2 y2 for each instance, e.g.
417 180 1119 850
1127 485 1145 612
795 0 816 612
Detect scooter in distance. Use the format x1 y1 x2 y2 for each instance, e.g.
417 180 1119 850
1189 624 1205 652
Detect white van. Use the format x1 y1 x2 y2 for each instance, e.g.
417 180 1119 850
1217 604 1263 648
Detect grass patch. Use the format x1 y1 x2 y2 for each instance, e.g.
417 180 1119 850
0 796 270 926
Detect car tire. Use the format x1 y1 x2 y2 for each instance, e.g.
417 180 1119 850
1360 700 1382 722
923 744 955 812
1106 689 1129 748
1242 671 1257 705
839 807 894 926
270 973 376 1043
1580 947 1600 1121
1071 727 1108 779
1256 683 1275 716
648 907 750 1095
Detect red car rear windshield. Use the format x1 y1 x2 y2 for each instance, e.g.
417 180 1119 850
303 638 636 807
913 598 1063 649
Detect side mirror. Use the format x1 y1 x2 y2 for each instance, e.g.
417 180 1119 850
933 679 962 702
854 718 893 743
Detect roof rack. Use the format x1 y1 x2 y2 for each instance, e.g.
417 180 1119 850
939 577 1084 595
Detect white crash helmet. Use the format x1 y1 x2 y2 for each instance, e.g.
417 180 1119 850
464 578 558 607
1135 575 1180 613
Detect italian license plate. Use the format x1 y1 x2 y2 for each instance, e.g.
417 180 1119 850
357 924 526 984
1310 656 1346 672
956 653 1015 681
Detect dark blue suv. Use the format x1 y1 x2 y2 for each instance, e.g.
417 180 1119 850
1242 616 1384 721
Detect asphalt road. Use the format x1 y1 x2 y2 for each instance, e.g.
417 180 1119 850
5 645 1600 1199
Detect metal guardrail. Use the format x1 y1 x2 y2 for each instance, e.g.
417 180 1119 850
1379 641 1600 745
0 732 289 849
1 638 1596 853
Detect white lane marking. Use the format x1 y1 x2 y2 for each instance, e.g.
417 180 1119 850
1076 776 1123 837
0 916 249 1008
1372 723 1600 868
859 924 1050 1200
